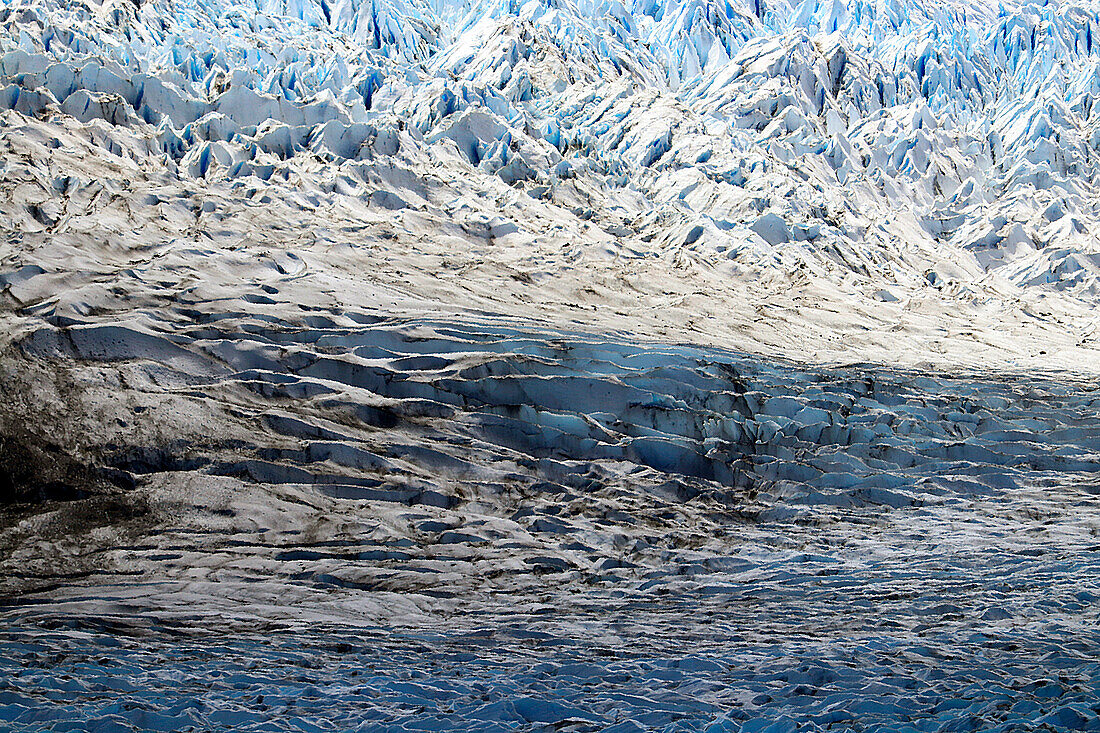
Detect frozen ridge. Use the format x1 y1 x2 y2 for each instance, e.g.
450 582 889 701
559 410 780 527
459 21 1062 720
2 0 1100 731
4 0 1100 358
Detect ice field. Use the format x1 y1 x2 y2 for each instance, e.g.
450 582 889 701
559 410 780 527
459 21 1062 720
2 0 1100 729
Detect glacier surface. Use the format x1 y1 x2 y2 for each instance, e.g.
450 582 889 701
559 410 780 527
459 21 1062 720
2 0 1100 729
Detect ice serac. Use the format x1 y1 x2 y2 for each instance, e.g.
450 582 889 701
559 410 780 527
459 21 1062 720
2 0 1100 359
5 0 1100 308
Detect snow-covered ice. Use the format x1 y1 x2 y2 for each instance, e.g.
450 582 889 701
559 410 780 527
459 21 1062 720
2 0 1100 729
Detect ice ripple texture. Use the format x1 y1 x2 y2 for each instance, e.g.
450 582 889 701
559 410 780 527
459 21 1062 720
4 317 1100 731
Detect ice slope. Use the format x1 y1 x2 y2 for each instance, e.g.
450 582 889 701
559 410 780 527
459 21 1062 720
1 313 1099 730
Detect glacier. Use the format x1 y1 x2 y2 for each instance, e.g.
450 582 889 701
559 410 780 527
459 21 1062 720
1 0 1100 730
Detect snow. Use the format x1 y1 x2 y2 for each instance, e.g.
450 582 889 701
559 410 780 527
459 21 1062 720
3 0 1100 729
